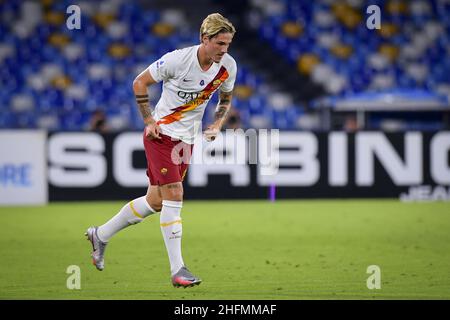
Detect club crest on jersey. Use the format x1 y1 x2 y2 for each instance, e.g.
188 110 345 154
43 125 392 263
160 168 168 175
213 79 222 86
199 80 204 86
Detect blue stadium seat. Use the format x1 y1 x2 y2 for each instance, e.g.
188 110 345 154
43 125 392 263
255 0 450 107
2 0 447 131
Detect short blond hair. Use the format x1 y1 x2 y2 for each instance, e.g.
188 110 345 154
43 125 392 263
199 13 236 42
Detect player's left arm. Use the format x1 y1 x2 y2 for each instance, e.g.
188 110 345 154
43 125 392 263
204 90 233 141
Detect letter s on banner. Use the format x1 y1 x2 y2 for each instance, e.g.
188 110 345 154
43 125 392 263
49 133 106 187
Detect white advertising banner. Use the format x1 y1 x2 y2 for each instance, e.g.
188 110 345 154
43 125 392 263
0 130 48 205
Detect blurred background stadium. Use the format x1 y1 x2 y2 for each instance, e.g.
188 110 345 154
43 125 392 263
1 0 450 300
1 0 449 132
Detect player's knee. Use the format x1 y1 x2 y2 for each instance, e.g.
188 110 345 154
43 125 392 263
162 183 183 201
147 197 162 212
148 199 162 212
166 190 183 201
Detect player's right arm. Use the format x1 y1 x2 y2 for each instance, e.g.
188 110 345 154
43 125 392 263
133 70 161 139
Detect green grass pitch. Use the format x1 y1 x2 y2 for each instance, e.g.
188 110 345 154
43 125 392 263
0 200 449 300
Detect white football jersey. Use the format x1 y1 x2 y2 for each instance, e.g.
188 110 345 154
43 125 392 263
147 44 237 144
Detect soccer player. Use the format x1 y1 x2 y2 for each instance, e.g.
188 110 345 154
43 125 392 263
86 13 237 288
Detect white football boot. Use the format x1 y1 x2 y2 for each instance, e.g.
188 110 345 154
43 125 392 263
85 226 107 271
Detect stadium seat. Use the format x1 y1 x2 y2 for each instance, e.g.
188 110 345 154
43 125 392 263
1 0 448 131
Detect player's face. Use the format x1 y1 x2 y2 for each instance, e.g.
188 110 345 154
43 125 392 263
204 32 233 63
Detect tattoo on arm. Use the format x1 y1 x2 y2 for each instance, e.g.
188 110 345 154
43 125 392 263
215 91 232 121
138 102 152 119
218 92 231 106
135 94 153 123
215 106 228 121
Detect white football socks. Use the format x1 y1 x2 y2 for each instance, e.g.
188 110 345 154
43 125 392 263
97 196 156 242
160 200 185 275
